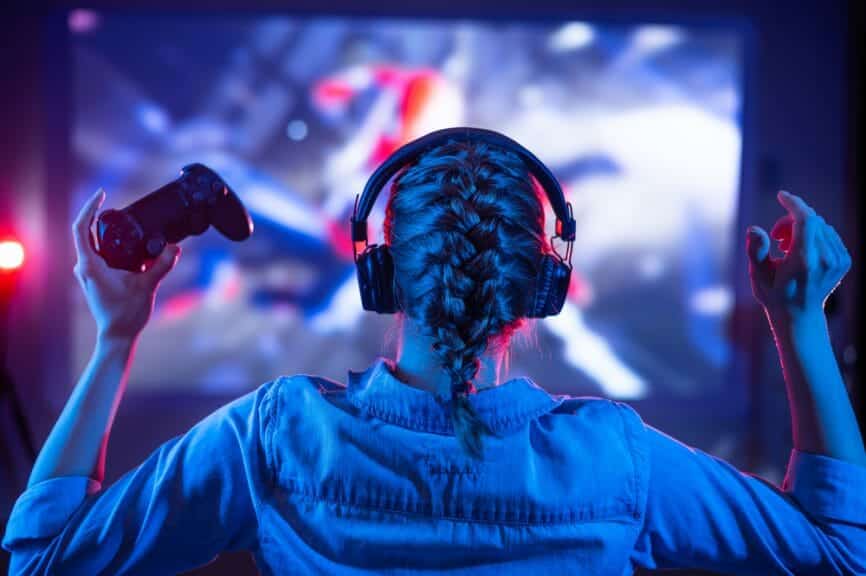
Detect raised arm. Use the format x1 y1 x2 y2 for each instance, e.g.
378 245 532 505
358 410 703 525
28 188 181 487
747 190 864 466
631 190 866 574
2 189 272 574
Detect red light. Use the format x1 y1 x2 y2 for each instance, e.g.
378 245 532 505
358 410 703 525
0 240 24 271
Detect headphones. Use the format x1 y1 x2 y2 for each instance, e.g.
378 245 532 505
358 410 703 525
351 126 576 318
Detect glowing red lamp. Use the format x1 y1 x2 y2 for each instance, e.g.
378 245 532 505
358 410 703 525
0 239 25 271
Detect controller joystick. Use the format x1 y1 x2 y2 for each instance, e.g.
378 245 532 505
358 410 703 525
96 163 253 271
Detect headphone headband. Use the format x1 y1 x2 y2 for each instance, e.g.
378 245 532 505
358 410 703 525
350 127 576 246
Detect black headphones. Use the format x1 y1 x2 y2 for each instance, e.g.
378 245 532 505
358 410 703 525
351 126 576 318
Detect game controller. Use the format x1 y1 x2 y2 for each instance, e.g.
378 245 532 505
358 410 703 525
96 163 254 271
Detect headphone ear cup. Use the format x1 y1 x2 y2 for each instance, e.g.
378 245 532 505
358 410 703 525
355 244 400 313
531 254 571 317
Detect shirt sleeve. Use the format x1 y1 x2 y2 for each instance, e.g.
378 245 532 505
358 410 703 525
1 379 281 576
631 423 866 575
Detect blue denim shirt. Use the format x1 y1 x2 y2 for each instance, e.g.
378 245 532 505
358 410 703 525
4 357 866 575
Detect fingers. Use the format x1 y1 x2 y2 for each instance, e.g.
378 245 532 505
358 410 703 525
73 188 106 266
141 244 181 285
774 189 850 276
816 226 837 269
746 225 771 264
770 215 794 253
775 190 823 258
824 225 852 272
746 225 776 307
776 190 815 221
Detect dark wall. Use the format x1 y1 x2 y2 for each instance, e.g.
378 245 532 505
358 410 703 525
0 1 861 575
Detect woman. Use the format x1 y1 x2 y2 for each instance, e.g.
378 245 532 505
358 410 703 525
3 137 865 575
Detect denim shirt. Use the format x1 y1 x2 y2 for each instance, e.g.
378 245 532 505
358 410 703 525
4 357 866 575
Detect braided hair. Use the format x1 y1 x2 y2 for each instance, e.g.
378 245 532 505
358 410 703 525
383 140 549 459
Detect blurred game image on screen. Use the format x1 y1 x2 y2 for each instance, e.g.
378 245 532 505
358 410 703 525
70 15 743 427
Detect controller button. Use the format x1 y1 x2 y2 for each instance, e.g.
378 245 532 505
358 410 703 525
146 237 166 256
211 180 225 194
192 190 206 203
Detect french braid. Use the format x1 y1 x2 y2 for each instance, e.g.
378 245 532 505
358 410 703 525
384 140 548 458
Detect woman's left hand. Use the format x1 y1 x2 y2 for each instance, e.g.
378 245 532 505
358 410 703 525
73 188 181 342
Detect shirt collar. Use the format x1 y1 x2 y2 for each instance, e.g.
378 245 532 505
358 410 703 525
347 357 564 435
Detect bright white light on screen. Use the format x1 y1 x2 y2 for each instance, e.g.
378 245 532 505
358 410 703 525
544 302 648 399
309 276 363 334
443 52 469 78
508 103 740 268
549 22 595 52
690 286 734 316
632 25 683 55
243 185 325 239
638 254 665 281
137 104 169 133
344 65 373 89
286 119 308 141
519 85 545 108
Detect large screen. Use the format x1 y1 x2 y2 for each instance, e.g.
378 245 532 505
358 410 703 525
70 14 743 414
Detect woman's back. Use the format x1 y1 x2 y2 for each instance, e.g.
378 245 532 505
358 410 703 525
258 358 644 574
253 356 864 575
6 354 866 574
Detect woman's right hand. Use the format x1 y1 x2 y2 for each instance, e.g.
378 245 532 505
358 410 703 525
746 190 851 321
74 188 181 342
